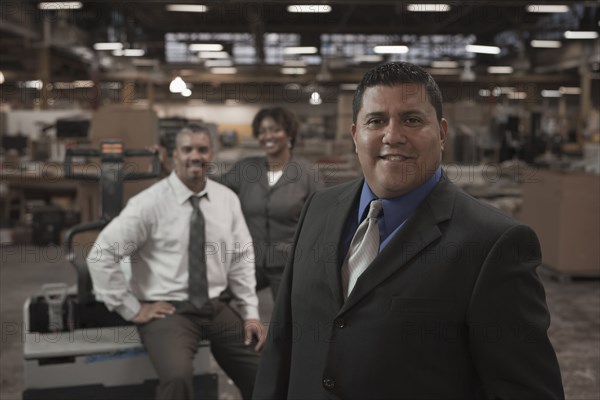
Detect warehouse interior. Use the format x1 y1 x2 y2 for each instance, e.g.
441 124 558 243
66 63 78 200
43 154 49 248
1 1 599 399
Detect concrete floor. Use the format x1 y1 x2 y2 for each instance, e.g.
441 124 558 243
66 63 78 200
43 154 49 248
1 245 599 400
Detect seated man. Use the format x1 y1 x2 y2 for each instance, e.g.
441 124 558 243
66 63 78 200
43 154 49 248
88 124 264 400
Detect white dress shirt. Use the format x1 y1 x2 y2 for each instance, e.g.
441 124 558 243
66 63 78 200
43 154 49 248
88 172 258 321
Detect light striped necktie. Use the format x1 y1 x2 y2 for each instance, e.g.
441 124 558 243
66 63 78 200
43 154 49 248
188 195 209 309
341 199 383 299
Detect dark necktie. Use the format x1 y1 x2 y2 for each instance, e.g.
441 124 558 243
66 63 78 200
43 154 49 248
188 195 209 309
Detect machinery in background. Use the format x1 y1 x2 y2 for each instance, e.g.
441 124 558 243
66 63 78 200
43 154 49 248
23 140 217 400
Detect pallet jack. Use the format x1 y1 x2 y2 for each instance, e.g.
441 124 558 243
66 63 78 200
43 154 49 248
22 140 218 399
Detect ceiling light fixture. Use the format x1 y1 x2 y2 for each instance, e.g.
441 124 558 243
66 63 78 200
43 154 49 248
169 76 186 93
284 47 318 55
526 5 569 13
38 2 82 10
210 67 237 74
94 42 123 51
431 60 459 68
282 60 307 67
189 44 223 52
559 87 581 95
407 4 451 12
166 4 208 13
564 31 599 39
508 92 527 100
530 40 562 48
198 51 230 59
281 67 307 75
373 46 409 54
181 88 192 97
466 44 501 54
541 90 561 98
204 60 234 67
487 66 513 74
287 5 332 13
309 91 322 105
0 71 4 85
353 55 384 63
113 49 145 57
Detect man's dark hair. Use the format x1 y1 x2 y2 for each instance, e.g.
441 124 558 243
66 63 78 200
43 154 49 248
177 123 212 147
352 62 443 123
252 107 299 149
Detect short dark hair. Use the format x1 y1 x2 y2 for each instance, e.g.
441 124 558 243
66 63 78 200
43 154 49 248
352 62 443 123
176 123 212 147
252 107 299 149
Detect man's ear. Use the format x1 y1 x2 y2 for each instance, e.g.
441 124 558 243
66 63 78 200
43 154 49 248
439 118 448 152
351 123 358 154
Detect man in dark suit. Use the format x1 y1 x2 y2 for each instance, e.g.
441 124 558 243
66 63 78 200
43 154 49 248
252 62 564 399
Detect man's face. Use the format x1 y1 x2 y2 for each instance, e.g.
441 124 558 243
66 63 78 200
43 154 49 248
351 83 447 199
173 131 213 190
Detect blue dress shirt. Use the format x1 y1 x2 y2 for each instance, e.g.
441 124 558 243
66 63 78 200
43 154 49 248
340 166 442 265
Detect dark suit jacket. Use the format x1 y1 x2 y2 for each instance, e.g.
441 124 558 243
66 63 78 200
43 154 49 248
221 155 322 268
253 176 564 400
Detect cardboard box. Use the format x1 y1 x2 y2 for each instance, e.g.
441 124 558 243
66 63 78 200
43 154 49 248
77 106 159 224
520 169 600 276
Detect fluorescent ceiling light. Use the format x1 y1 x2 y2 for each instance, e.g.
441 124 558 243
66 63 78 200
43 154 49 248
407 4 451 12
541 90 561 98
198 51 230 59
373 46 409 54
508 92 527 100
210 67 237 74
559 87 581 95
38 2 82 10
526 5 569 13
166 4 208 12
287 5 332 13
431 60 459 68
94 42 123 51
113 49 145 57
205 60 233 67
530 40 562 48
189 44 223 52
487 66 513 74
284 47 318 55
282 60 307 67
495 87 515 94
281 67 307 75
353 55 384 63
466 44 501 54
564 31 599 39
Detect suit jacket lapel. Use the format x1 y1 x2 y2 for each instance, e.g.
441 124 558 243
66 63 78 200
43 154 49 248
339 178 457 315
322 179 363 309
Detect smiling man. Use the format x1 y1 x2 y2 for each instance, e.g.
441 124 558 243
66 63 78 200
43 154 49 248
89 124 265 400
253 62 564 400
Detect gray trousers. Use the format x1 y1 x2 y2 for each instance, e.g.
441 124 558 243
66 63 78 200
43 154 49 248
137 299 260 400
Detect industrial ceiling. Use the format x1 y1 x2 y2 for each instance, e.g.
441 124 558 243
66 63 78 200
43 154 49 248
0 1 598 106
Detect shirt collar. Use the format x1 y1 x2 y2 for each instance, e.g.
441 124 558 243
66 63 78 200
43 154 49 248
168 172 210 205
358 165 442 237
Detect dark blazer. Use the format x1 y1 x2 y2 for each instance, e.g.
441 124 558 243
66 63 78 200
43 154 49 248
253 176 564 400
221 155 322 268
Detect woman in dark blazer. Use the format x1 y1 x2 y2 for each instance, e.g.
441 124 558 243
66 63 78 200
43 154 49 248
221 107 323 298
